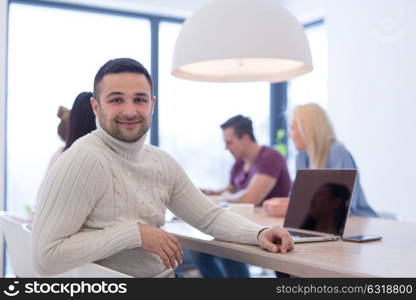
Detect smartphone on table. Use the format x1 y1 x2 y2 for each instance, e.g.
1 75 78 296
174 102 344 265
342 234 382 243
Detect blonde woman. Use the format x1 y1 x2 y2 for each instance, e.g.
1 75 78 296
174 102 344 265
264 103 378 218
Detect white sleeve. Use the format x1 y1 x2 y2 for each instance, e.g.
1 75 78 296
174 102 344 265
164 154 264 245
32 147 140 276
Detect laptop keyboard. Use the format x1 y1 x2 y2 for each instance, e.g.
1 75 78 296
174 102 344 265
288 230 320 238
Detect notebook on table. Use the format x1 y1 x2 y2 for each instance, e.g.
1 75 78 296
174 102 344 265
283 169 357 243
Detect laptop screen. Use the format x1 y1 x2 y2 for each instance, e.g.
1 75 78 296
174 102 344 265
283 169 357 236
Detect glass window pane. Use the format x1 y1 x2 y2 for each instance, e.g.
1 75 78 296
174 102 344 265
159 22 270 189
287 24 328 176
288 24 328 111
7 3 151 218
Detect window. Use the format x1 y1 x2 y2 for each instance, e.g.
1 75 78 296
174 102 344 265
287 22 328 176
158 22 270 189
7 3 151 218
288 22 328 111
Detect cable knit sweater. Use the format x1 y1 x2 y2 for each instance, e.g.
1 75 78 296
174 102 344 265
33 122 264 278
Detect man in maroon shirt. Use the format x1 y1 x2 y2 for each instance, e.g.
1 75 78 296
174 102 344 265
202 115 291 206
193 115 292 277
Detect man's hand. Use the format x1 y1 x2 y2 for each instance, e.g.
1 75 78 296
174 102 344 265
263 197 289 217
257 226 294 254
138 224 183 269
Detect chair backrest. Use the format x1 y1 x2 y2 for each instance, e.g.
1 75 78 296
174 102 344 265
0 211 37 277
21 221 132 278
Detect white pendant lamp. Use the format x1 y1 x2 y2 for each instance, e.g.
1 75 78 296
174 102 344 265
171 0 313 83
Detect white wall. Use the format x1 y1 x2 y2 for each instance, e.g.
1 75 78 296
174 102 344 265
0 0 8 275
326 0 416 222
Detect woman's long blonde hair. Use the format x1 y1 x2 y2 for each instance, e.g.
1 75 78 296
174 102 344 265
292 103 336 168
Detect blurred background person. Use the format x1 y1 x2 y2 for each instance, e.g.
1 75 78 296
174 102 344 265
194 115 291 278
202 115 291 205
63 91 96 150
264 103 378 218
46 105 70 171
46 91 96 170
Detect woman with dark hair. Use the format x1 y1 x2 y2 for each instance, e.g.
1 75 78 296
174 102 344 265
63 91 96 151
46 92 96 168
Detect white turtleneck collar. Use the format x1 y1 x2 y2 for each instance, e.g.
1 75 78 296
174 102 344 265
93 118 147 162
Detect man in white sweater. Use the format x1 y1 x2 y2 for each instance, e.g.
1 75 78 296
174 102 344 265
33 58 294 278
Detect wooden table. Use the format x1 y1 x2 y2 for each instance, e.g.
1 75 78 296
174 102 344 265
163 208 416 277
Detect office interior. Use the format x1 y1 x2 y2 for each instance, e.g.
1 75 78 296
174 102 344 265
0 0 415 277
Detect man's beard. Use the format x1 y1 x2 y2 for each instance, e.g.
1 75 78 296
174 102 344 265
99 112 151 143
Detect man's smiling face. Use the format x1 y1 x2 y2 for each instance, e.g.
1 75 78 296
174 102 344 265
91 72 155 143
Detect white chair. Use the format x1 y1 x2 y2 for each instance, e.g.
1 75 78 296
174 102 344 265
0 211 132 278
21 223 132 278
0 211 37 277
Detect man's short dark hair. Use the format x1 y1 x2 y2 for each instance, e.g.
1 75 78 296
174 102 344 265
220 115 256 142
93 58 153 100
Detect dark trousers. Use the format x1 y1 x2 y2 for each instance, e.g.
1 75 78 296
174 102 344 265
189 250 250 278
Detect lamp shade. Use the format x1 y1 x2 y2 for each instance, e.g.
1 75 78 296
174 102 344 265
171 0 313 82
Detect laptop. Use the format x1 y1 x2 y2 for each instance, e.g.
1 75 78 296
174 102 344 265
283 169 357 243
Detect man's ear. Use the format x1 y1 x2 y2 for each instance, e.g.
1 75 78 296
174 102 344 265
90 97 99 117
242 133 251 143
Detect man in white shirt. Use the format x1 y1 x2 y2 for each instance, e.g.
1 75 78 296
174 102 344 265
33 58 294 278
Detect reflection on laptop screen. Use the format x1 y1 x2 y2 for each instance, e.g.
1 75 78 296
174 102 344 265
284 169 357 236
